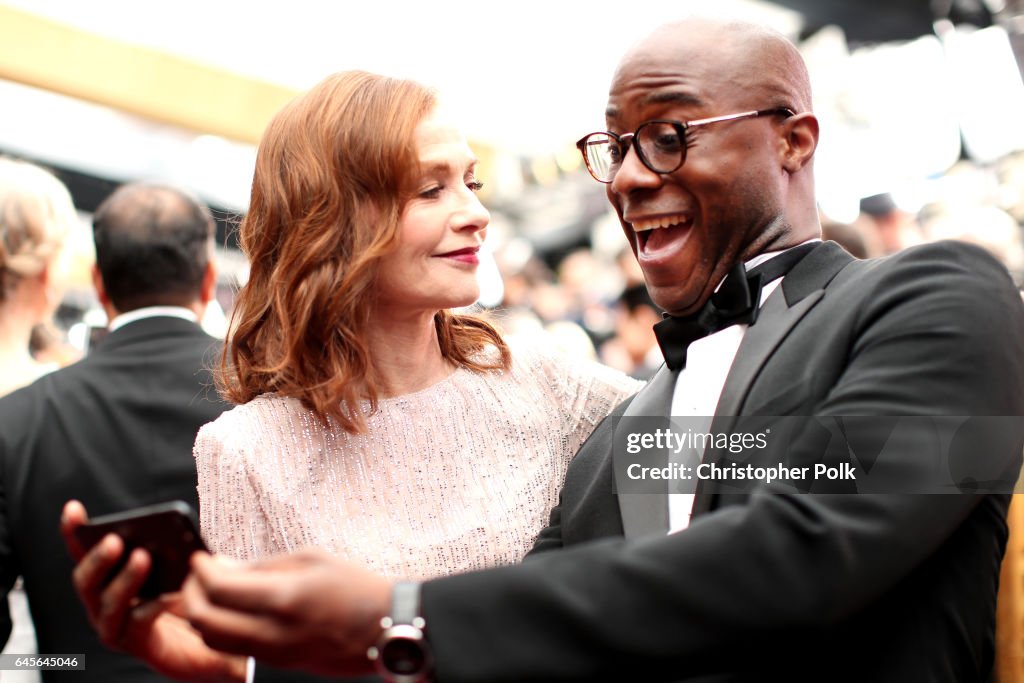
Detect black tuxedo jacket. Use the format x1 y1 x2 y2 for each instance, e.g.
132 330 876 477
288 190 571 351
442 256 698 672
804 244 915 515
422 241 1024 682
0 316 230 682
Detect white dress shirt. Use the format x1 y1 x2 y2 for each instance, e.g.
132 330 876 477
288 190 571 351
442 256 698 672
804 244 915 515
668 242 818 532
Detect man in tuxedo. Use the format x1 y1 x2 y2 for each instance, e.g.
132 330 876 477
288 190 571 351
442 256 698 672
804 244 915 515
0 182 230 681
64 18 1024 683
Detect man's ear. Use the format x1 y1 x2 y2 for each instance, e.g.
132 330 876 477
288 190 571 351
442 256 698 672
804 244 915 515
91 265 110 307
200 260 217 305
780 112 819 174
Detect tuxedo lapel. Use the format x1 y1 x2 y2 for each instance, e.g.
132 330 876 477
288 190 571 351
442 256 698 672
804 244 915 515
713 288 824 421
692 242 853 517
615 365 677 538
717 241 851 419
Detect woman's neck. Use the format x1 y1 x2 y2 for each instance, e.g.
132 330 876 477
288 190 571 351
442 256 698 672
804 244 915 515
0 300 49 396
365 308 453 398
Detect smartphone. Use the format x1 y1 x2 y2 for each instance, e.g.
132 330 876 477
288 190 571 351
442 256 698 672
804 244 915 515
72 501 207 599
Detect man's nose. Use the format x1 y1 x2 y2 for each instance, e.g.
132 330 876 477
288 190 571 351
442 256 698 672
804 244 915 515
609 140 661 195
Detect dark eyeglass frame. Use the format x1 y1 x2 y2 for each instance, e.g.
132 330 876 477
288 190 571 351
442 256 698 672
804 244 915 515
576 107 796 184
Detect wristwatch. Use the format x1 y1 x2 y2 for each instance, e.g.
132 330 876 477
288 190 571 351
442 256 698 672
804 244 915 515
367 581 433 682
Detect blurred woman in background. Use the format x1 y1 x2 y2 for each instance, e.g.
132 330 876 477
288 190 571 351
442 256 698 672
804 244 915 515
0 157 77 395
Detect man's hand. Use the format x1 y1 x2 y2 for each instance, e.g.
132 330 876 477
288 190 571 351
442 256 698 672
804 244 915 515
183 549 392 678
61 500 247 683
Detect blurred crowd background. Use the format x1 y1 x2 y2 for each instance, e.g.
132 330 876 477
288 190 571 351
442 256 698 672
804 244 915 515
2 0 1024 384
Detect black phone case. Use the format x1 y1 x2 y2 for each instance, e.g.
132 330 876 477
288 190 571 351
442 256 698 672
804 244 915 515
73 501 207 599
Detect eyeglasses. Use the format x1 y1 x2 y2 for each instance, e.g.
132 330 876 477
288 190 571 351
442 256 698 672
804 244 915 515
576 107 795 184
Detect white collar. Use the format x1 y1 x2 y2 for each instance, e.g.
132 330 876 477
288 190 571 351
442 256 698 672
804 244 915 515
108 306 199 332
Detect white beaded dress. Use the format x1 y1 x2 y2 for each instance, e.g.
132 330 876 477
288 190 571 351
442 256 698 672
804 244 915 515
194 342 643 580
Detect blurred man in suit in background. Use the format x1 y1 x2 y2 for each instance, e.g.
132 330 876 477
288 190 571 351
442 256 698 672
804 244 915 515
0 182 229 682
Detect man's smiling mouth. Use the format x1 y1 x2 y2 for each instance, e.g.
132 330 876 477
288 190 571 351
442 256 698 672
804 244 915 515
630 214 694 253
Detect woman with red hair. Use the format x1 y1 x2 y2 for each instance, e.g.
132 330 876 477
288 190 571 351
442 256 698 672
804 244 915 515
193 71 641 579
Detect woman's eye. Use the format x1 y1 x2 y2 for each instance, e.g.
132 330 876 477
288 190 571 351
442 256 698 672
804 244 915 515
419 186 443 199
467 181 484 192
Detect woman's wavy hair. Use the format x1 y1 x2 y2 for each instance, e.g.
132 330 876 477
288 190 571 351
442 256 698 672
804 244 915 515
218 71 510 432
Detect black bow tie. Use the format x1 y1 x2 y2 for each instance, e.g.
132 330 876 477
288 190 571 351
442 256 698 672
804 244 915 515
653 243 818 371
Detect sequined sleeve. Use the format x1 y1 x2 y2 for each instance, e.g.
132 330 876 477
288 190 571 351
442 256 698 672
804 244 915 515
194 413 271 560
510 340 645 457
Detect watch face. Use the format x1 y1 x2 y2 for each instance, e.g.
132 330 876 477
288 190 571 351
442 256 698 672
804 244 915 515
381 636 427 675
